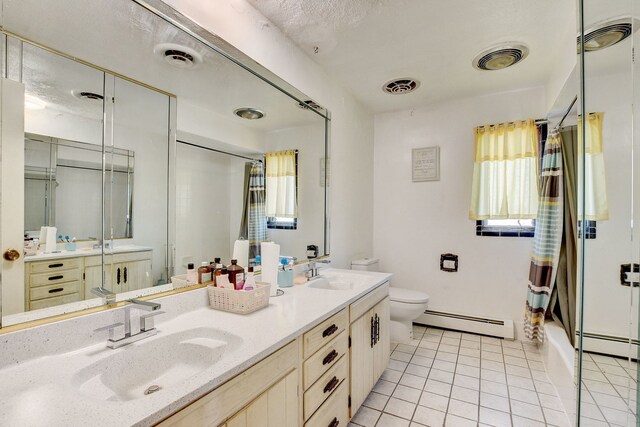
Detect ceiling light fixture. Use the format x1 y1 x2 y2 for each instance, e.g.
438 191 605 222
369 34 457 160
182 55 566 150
24 94 46 110
234 108 265 120
579 18 634 52
472 43 529 71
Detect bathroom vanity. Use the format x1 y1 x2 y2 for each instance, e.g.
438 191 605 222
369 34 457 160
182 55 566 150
0 269 391 427
24 246 153 310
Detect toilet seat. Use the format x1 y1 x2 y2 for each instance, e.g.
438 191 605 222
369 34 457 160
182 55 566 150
389 287 430 304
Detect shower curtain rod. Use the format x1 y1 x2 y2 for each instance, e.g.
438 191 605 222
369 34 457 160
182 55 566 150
554 95 578 131
177 140 263 162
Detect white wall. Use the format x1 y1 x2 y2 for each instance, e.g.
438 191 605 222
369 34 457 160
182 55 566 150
582 71 638 344
162 0 375 269
373 87 546 339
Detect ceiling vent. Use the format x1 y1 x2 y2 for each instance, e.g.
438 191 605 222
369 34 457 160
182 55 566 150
473 43 529 70
71 90 104 101
382 78 420 95
579 18 633 52
154 43 202 69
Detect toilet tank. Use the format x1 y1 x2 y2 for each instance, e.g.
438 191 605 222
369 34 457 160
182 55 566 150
351 258 379 271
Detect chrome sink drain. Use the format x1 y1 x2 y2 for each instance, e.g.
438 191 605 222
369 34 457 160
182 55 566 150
144 385 161 395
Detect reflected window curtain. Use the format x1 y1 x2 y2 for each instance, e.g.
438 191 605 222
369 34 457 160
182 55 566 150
238 162 267 260
265 150 297 218
524 132 564 342
578 112 608 220
469 119 539 219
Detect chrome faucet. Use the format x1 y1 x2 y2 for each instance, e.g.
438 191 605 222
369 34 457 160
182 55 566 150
306 259 331 281
95 299 164 349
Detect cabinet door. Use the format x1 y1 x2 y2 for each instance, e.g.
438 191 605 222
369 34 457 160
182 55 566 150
373 297 390 383
123 259 152 291
225 369 298 427
349 308 374 416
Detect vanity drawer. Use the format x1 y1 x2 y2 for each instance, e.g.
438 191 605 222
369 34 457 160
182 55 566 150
304 356 348 421
29 269 81 287
303 309 347 359
303 330 348 390
30 281 81 301
29 257 81 274
29 292 81 310
304 380 349 427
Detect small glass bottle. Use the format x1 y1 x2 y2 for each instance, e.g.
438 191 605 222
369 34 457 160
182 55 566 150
228 259 245 290
198 261 212 284
213 257 224 286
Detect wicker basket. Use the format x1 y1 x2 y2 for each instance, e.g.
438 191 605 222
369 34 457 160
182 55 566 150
171 274 192 289
207 282 271 314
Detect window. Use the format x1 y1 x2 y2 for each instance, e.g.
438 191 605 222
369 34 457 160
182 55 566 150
265 150 298 230
476 219 535 237
578 220 597 239
469 119 540 237
267 217 297 230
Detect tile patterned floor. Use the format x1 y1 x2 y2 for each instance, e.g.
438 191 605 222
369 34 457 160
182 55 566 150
579 352 637 426
349 325 572 427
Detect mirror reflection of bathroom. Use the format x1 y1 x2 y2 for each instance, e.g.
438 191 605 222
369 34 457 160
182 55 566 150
0 0 329 325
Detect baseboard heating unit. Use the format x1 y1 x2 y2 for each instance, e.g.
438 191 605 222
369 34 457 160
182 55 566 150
416 310 515 340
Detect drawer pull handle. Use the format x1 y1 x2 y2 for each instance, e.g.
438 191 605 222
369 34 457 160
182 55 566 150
48 263 64 268
323 376 339 394
48 288 64 294
328 417 339 427
48 275 64 281
323 350 338 365
322 324 338 338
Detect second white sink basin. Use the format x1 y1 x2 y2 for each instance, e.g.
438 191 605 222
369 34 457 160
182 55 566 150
71 327 242 401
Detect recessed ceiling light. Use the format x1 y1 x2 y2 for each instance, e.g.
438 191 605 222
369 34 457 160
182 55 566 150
153 43 202 69
472 43 529 71
382 78 420 95
234 108 265 120
25 94 46 110
578 18 634 52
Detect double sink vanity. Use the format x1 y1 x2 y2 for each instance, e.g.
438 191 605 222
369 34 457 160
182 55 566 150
0 269 392 426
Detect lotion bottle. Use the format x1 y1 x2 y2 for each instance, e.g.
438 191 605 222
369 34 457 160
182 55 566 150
186 263 197 284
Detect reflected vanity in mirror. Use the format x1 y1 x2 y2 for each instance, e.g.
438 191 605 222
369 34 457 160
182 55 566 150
0 0 330 328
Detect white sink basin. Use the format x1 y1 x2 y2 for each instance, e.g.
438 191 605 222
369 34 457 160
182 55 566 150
307 271 370 291
71 327 242 401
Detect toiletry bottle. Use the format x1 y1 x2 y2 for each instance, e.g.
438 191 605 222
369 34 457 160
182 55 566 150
217 272 232 289
198 262 212 284
213 257 224 286
244 266 255 291
228 259 245 290
186 263 197 284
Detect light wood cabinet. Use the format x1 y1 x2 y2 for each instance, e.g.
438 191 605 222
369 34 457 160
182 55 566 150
225 369 298 427
349 284 390 416
84 251 152 295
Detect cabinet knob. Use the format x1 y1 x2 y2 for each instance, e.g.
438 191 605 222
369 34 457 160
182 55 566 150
3 249 20 261
328 417 339 427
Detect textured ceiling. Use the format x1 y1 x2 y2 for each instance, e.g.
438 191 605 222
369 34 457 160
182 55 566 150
247 0 578 113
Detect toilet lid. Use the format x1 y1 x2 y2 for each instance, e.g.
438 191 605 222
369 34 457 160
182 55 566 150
389 287 430 304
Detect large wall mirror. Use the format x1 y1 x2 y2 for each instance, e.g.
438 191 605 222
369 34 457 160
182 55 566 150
0 0 330 328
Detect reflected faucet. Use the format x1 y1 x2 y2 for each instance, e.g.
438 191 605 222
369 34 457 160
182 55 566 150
306 259 331 281
94 299 164 349
90 287 116 304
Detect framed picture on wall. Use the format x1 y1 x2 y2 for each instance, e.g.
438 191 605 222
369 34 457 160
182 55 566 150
412 146 440 182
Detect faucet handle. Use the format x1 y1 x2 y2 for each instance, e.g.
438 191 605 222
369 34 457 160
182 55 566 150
94 322 126 341
140 311 165 332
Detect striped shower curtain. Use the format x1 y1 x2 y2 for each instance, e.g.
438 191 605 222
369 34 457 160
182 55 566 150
239 162 268 261
524 132 564 342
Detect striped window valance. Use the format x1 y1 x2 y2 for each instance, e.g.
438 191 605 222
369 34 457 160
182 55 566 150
469 119 540 220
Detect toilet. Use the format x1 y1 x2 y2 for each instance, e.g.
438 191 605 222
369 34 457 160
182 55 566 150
351 258 430 344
